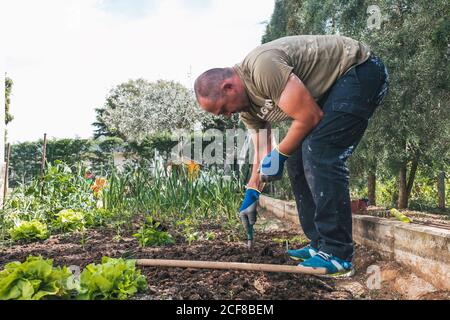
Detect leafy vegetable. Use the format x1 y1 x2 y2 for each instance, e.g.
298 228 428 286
84 208 115 227
176 218 201 245
133 217 174 247
53 209 85 232
77 257 147 300
9 220 49 242
204 231 216 241
3 161 96 228
0 256 78 300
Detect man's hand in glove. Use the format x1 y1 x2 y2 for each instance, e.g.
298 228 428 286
238 188 261 239
259 146 290 182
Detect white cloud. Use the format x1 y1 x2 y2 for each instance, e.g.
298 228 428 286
4 0 274 143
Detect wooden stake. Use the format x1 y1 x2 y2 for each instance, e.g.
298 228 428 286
40 133 47 177
40 133 47 197
2 143 10 209
136 259 327 275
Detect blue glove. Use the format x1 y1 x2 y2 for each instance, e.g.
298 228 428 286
259 147 290 182
238 188 261 240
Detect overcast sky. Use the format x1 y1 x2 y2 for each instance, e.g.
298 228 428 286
2 0 274 143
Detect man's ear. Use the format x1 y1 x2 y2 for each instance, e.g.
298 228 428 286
221 79 233 93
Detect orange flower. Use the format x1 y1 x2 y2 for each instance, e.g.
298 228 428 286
186 160 200 178
91 177 107 196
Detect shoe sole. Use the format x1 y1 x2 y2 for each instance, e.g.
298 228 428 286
287 254 309 262
288 255 302 261
316 268 356 279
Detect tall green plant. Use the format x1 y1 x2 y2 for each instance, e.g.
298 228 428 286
101 161 244 229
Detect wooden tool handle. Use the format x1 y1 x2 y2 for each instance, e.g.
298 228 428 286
136 259 327 275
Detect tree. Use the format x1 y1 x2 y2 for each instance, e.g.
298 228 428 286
262 0 289 43
92 107 115 139
262 0 450 209
262 0 368 44
360 0 450 208
98 79 213 143
5 75 14 125
201 113 240 131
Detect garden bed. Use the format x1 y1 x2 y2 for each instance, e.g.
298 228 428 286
2 213 438 300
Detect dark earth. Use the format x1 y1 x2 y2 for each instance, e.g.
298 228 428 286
1 211 448 300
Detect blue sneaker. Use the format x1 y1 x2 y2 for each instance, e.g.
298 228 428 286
300 251 354 277
287 245 318 261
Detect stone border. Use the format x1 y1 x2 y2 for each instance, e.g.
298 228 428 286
258 195 450 291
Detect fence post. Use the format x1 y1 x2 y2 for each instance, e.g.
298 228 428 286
40 133 47 197
2 143 10 208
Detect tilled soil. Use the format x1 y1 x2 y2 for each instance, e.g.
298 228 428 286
0 215 427 300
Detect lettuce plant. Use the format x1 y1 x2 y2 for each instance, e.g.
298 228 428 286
9 219 49 242
84 208 115 227
133 227 175 247
53 209 85 232
133 217 174 247
0 256 78 300
77 257 147 300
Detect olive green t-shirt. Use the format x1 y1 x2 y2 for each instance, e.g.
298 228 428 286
234 35 371 130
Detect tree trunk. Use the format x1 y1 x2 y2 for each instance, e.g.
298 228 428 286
368 171 376 206
406 156 419 199
398 163 408 209
438 171 446 209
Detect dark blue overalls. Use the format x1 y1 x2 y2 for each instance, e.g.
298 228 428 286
286 53 389 261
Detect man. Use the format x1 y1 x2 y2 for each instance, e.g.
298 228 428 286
194 35 389 276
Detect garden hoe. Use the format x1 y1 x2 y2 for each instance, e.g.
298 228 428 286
135 205 328 275
136 259 328 275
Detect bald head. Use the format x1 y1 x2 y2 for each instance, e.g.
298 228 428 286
194 68 234 101
194 67 250 117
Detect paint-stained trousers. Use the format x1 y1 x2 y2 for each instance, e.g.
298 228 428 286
286 54 389 261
